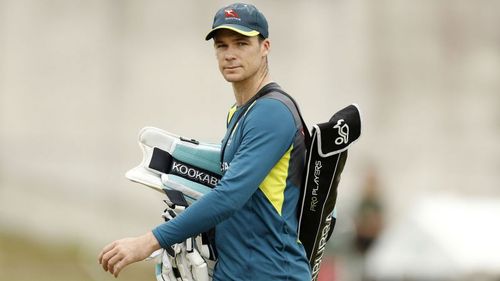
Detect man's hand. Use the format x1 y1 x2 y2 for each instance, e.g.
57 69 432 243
98 231 161 277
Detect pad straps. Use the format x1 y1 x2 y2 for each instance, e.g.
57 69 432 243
149 147 221 189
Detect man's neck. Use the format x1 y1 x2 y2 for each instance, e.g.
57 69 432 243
232 69 272 106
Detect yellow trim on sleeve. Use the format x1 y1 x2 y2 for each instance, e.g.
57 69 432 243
259 145 293 216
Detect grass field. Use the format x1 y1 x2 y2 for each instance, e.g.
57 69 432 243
0 231 339 281
0 232 153 281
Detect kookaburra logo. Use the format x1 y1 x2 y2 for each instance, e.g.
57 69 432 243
171 161 219 188
333 119 349 145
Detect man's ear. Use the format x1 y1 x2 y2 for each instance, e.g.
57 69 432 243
261 38 271 57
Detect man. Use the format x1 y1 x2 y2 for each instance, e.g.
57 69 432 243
99 3 311 280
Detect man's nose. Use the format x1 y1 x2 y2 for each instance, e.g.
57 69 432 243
224 47 237 61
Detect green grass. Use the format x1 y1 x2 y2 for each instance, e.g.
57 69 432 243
0 232 154 281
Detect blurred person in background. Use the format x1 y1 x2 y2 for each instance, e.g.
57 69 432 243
98 3 312 280
354 168 384 255
354 167 384 281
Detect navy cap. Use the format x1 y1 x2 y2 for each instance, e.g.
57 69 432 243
205 3 269 41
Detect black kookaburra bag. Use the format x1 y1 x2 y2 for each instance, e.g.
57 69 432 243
296 104 362 280
259 88 362 280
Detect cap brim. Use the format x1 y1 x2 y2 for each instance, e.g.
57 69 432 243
205 24 260 40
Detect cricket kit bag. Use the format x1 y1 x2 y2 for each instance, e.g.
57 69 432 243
125 102 362 281
297 104 362 280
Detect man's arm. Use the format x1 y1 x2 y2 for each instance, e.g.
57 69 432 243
98 98 297 276
153 98 297 247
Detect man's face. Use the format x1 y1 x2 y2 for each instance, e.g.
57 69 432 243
213 29 269 83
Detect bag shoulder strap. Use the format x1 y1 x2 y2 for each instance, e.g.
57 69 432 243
262 88 311 149
220 85 311 170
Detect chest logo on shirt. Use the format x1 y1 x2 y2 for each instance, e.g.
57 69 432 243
221 162 230 173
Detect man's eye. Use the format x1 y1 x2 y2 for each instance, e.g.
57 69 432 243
237 42 247 46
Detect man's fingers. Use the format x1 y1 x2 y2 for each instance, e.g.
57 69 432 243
101 246 120 271
98 241 116 264
113 257 130 278
98 235 158 277
107 252 124 275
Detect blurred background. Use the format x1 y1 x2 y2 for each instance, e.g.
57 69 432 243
1 0 499 280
